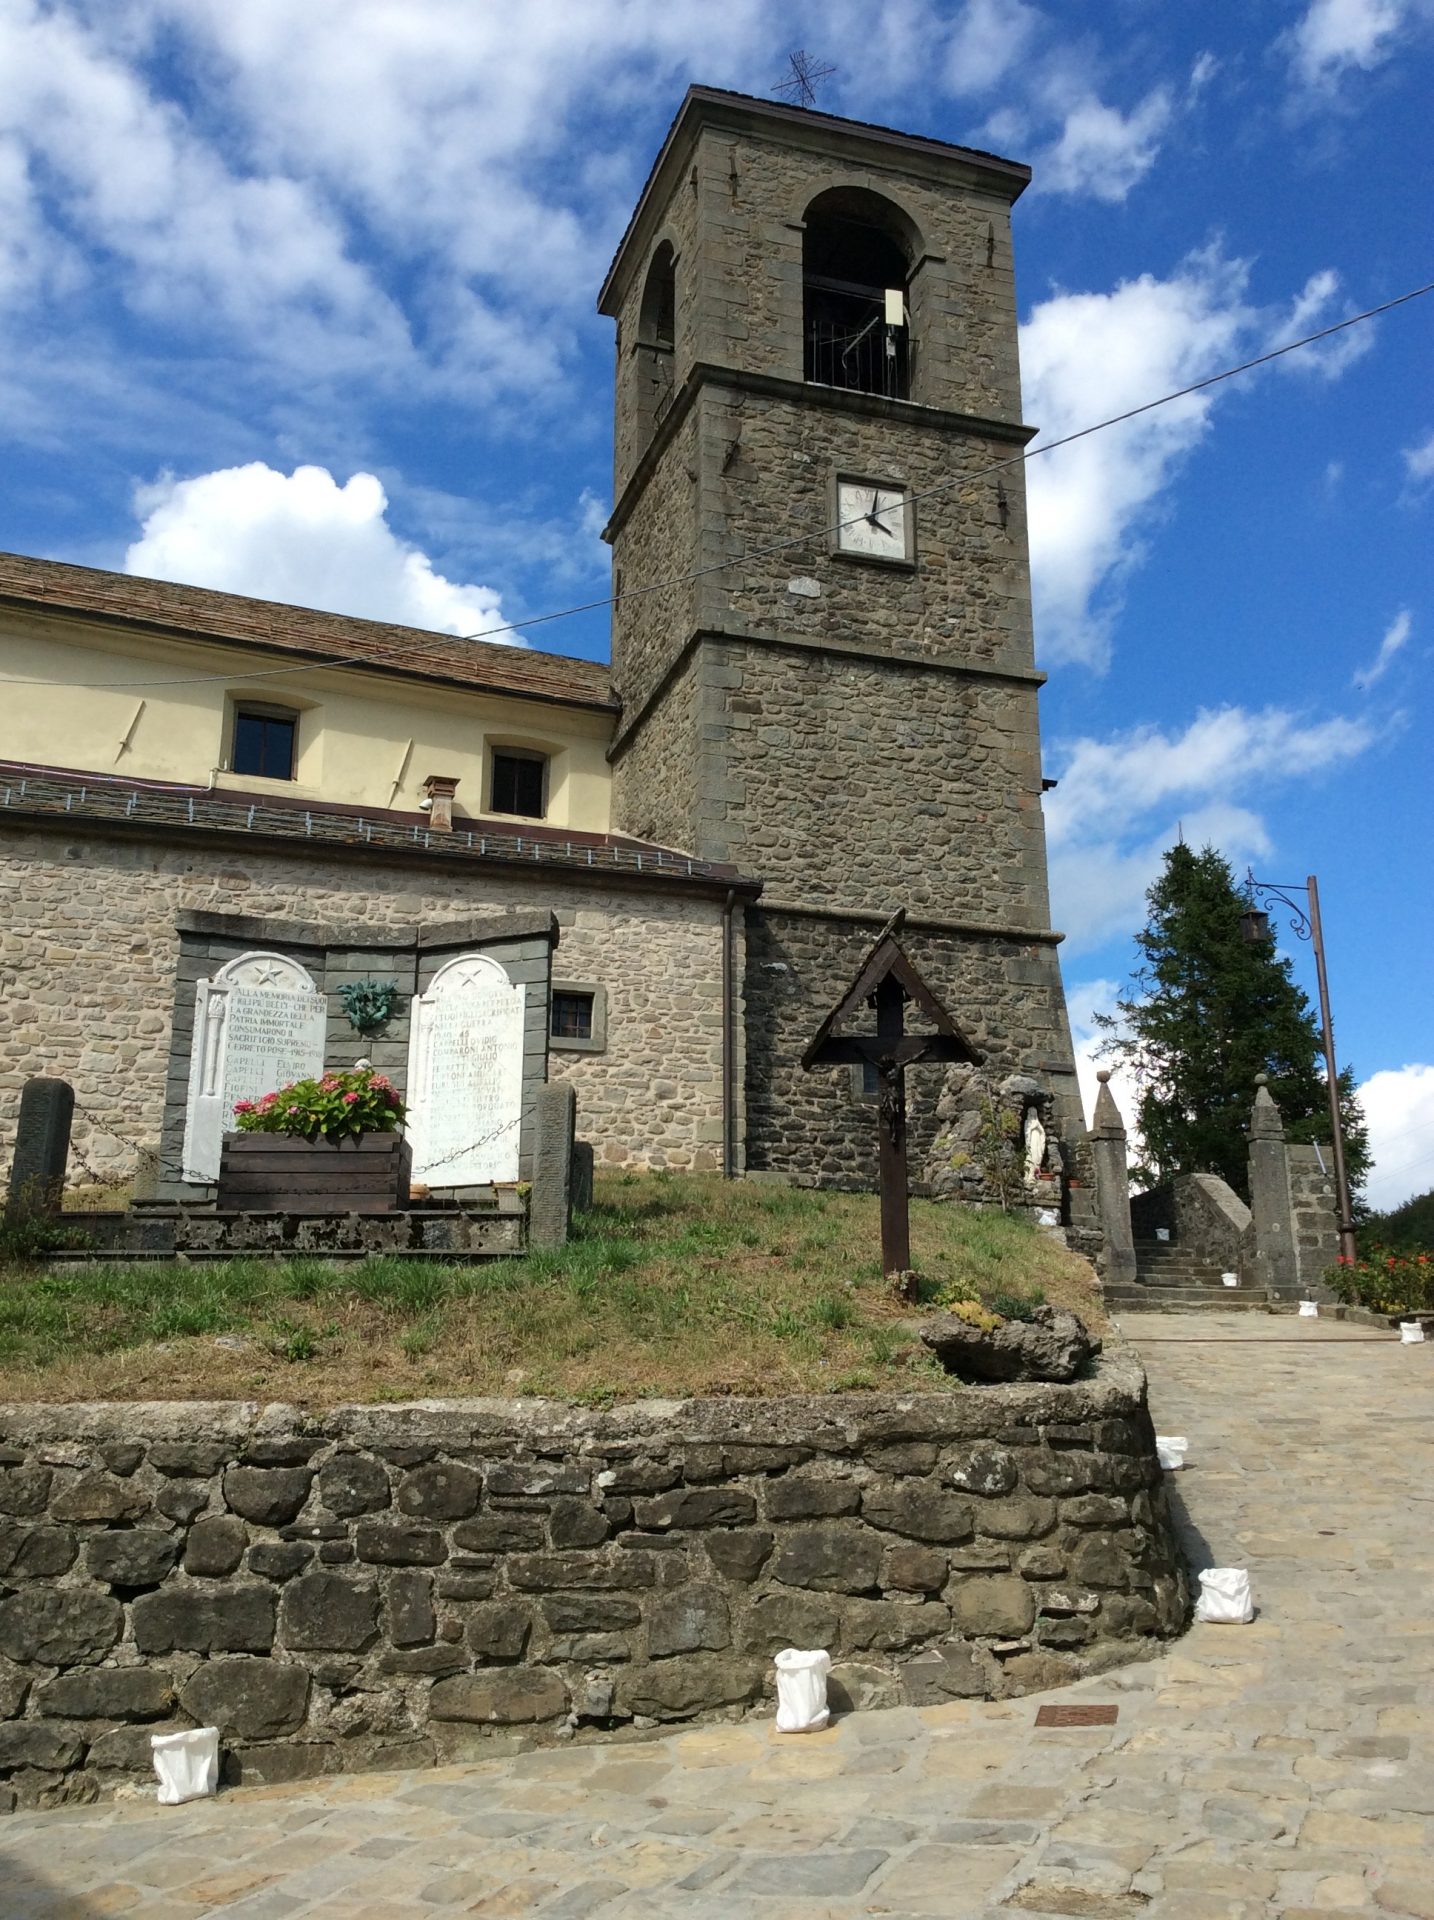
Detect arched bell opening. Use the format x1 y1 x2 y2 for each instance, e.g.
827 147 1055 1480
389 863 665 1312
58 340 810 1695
802 188 919 400
634 239 677 446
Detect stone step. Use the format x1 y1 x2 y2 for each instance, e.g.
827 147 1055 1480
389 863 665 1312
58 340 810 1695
1105 1286 1276 1313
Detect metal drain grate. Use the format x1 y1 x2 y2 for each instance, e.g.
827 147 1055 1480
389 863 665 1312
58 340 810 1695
1034 1703 1119 1727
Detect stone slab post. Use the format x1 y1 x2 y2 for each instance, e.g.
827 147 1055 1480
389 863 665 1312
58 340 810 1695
1247 1074 1297 1296
529 1082 577 1251
6 1077 75 1220
1088 1071 1137 1289
571 1141 595 1217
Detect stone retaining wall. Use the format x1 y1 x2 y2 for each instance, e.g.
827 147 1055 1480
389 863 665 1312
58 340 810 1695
0 1355 1187 1811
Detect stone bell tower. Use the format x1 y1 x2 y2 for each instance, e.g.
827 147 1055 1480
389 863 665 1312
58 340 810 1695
600 87 1091 1205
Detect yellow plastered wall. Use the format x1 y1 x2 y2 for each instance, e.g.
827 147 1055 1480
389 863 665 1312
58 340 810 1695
0 610 614 832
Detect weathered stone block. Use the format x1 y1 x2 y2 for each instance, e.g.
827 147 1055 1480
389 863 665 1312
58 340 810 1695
385 1570 436 1647
0 1523 77 1578
844 1598 950 1652
86 1530 180 1588
149 1442 231 1478
0 1466 51 1515
36 1670 174 1721
319 1453 391 1517
633 1487 757 1530
51 1474 149 1524
1067 1533 1137 1590
741 1589 842 1656
378 1646 466 1676
596 1459 680 1495
615 1656 760 1720
861 1482 973 1545
540 1594 641 1632
945 1444 1019 1496
549 1499 610 1549
248 1542 312 1581
881 1543 948 1593
222 1466 315 1528
185 1517 249 1577
770 1525 882 1593
550 1631 630 1662
900 1640 987 1704
132 1586 276 1655
243 1439 319 1468
0 1589 122 1666
508 1552 654 1591
647 1583 731 1656
949 1574 1036 1638
157 1484 210 1526
397 1463 481 1521
975 1495 1057 1541
0 1723 86 1772
485 1460 590 1498
180 1657 310 1739
436 1571 497 1601
764 1474 860 1521
429 1669 568 1724
355 1520 447 1566
279 1573 379 1652
1061 1493 1129 1528
466 1603 532 1661
1017 1543 1066 1580
453 1513 545 1554
705 1529 774 1583
100 1444 144 1477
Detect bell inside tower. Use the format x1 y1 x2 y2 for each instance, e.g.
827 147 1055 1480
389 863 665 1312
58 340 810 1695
802 187 915 400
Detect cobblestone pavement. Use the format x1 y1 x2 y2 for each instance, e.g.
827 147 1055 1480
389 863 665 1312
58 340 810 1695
4 1313 1431 1920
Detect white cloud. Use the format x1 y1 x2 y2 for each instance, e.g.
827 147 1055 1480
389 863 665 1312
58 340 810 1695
1020 251 1250 667
1045 706 1375 951
1285 0 1413 88
1035 87 1172 202
125 463 509 639
1359 1063 1434 1211
1267 269 1374 379
1352 609 1412 689
943 0 1042 96
1020 255 1373 668
1404 429 1434 482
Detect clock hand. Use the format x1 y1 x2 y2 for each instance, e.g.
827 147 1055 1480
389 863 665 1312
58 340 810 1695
867 490 890 531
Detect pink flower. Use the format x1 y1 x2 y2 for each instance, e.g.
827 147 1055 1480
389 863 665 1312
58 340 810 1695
233 1099 256 1114
259 1093 278 1109
342 1091 360 1104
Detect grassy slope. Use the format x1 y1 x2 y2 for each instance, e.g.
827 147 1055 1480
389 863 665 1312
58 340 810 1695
0 1173 1104 1405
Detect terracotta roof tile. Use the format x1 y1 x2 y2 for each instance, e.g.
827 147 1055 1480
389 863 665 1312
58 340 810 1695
0 549 617 712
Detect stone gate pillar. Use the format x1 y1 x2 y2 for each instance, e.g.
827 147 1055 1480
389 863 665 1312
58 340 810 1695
1247 1074 1297 1296
1089 1070 1137 1290
5 1077 75 1220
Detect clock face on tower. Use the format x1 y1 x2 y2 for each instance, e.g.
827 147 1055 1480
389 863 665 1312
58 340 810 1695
833 477 913 565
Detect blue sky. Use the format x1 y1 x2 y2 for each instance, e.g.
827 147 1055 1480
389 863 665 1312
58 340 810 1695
2 0 1431 1208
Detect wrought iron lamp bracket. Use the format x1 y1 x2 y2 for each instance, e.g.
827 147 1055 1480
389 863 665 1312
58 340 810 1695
1245 871 1313 943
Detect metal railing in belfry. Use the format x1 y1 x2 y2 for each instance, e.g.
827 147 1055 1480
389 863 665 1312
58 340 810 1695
804 282 909 400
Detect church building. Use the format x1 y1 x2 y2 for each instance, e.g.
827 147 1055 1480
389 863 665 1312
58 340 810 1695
0 88 1089 1215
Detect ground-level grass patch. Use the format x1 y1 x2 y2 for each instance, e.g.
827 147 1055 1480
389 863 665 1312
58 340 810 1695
0 1173 1105 1404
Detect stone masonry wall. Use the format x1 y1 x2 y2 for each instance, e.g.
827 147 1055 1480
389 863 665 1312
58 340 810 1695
1288 1145 1340 1295
704 641 1050 920
0 1355 1186 1810
0 825 735 1185
745 910 1087 1191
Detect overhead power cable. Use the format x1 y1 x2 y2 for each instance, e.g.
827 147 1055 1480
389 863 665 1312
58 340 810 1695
7 277 1432 694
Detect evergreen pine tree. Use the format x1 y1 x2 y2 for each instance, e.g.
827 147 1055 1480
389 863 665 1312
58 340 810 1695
1096 843 1369 1202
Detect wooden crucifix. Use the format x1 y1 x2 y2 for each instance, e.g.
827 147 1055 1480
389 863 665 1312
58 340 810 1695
802 912 982 1279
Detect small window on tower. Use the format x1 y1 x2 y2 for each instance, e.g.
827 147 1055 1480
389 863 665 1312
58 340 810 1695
490 749 547 819
232 706 298 781
552 992 594 1041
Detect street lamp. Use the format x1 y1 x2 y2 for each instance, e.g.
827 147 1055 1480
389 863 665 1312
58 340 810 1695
1241 870 1357 1265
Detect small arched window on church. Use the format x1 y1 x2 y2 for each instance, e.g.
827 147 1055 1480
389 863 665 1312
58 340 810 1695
635 240 677 445
802 189 916 401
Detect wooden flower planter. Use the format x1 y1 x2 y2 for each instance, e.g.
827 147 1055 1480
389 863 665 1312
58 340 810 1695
216 1133 412 1214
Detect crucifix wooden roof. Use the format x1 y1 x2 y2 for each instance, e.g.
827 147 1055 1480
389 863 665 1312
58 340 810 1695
801 915 983 1072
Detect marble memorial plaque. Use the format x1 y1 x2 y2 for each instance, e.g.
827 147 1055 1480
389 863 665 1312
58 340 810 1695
406 953 525 1186
182 952 328 1182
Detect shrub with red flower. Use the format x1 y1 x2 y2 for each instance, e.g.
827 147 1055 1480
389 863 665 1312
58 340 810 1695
1324 1244 1434 1315
233 1068 405 1142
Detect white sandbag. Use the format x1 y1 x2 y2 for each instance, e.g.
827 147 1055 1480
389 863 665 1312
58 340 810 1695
1155 1228 1171 1242
1221 1272 1238 1288
151 1726 219 1804
1297 1300 1319 1318
1400 1321 1426 1344
1194 1567 1254 1624
1155 1435 1188 1470
774 1647 832 1733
